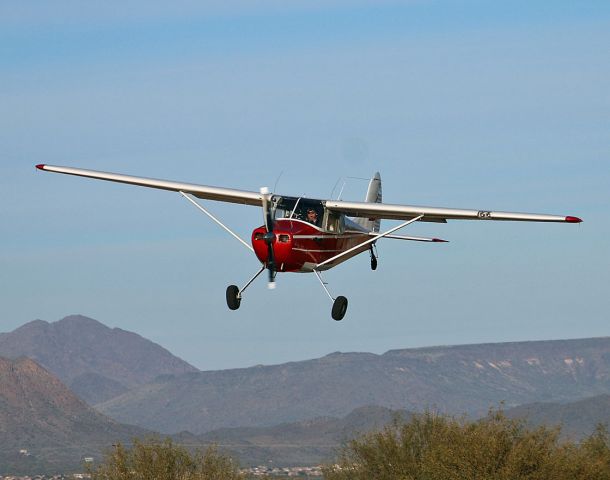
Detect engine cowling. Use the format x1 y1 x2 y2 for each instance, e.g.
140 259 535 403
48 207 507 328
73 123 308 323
251 227 293 271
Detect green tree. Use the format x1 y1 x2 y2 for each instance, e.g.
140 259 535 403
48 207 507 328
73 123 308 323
323 410 610 480
89 437 245 480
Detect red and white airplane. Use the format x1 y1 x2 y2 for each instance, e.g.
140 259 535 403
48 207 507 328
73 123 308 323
36 164 581 320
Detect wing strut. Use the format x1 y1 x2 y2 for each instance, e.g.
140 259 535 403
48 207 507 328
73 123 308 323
314 214 424 270
314 270 335 301
180 192 254 252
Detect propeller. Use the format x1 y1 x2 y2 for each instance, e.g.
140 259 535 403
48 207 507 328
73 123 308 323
260 187 276 289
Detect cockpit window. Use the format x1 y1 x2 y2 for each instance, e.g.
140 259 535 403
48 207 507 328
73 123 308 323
273 196 324 226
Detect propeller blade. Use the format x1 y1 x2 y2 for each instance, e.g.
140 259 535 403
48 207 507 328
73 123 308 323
267 241 276 289
260 187 272 232
260 187 276 288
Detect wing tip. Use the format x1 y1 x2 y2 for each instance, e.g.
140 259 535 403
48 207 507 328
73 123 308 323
432 238 449 243
35 164 46 170
565 216 583 223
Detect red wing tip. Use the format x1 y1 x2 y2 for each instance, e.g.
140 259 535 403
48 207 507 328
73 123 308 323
35 164 46 170
565 216 582 223
432 238 449 243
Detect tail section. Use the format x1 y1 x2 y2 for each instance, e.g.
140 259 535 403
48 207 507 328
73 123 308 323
354 172 382 232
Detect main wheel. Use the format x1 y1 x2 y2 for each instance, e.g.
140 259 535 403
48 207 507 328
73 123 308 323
331 296 348 321
371 256 378 271
226 285 241 310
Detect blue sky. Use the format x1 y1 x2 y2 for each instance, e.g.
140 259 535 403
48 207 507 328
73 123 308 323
1 1 609 370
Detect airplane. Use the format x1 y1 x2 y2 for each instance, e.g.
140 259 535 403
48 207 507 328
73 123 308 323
35 164 582 321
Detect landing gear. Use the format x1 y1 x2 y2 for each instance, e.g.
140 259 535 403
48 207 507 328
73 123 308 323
226 285 241 310
370 245 378 270
314 270 348 321
332 296 348 321
226 265 266 311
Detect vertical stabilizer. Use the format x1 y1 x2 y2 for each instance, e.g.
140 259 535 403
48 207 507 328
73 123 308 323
354 172 382 232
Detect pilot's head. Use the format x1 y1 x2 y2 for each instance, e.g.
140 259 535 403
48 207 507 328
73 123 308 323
306 209 317 222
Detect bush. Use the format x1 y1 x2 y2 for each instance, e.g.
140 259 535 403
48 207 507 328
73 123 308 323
323 410 610 480
89 437 245 480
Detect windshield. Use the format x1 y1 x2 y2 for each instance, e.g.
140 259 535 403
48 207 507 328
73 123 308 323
273 196 324 227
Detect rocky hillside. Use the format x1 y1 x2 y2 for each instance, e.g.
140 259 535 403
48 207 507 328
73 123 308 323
97 337 610 434
0 356 150 475
0 315 199 404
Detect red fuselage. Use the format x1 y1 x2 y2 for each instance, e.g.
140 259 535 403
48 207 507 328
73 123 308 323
251 218 370 272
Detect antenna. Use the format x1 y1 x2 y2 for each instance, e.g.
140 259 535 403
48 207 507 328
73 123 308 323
337 180 347 200
329 176 343 199
273 170 284 193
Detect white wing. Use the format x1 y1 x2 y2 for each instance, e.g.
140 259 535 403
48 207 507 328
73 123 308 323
36 164 582 224
327 200 582 223
36 164 263 206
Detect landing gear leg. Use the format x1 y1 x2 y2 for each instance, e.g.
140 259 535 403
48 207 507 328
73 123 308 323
314 270 348 321
370 244 378 271
226 265 265 311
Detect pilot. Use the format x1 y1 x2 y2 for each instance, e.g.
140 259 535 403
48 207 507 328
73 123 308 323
306 208 318 225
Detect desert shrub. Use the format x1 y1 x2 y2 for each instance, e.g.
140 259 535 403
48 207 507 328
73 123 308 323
323 410 610 480
89 437 245 480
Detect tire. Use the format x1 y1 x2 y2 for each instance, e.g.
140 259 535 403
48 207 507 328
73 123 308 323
371 256 378 271
331 296 348 321
226 285 241 310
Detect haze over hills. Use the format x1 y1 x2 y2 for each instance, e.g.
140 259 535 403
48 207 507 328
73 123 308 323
505 394 610 439
185 405 412 467
184 396 610 467
0 355 150 475
97 337 610 434
0 315 199 404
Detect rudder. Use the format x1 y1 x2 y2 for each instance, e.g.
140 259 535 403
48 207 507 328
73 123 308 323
354 172 382 232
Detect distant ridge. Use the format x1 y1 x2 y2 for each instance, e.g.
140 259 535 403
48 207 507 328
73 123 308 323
0 315 199 404
177 397 610 467
184 395 610 466
175 405 412 467
97 336 610 434
0 355 150 475
506 394 610 439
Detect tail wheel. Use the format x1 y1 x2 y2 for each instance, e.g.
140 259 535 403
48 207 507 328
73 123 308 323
226 285 241 310
331 296 348 321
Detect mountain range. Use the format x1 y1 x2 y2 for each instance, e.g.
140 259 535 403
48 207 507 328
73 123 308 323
0 315 199 404
2 351 608 473
2 314 610 472
96 337 610 434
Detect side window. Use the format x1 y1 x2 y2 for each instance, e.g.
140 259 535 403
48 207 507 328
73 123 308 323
325 211 345 233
